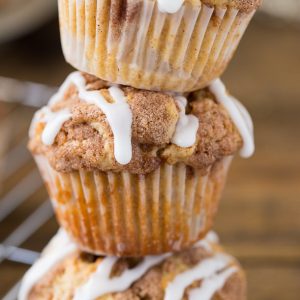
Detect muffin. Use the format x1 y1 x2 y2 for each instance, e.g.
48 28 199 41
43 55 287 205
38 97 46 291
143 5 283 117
19 230 246 300
28 71 254 256
58 0 261 92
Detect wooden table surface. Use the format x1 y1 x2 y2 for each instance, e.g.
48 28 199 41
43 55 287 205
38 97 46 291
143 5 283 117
0 14 299 300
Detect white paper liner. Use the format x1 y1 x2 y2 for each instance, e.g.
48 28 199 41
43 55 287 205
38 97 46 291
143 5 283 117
58 0 255 92
34 155 232 256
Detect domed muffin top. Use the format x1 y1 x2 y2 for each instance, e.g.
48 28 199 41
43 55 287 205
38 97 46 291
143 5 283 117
20 230 246 300
28 72 254 175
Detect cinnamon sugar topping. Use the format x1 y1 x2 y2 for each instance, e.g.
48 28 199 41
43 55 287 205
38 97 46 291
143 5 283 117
28 72 248 174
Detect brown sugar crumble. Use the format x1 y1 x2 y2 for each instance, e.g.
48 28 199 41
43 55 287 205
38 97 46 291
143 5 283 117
28 73 242 175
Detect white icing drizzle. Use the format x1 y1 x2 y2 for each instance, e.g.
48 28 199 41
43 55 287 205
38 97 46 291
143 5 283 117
233 97 254 133
194 231 219 252
157 0 185 14
205 231 220 244
172 96 199 148
74 253 171 300
29 108 47 139
30 71 201 164
164 253 234 300
78 85 133 165
209 79 255 158
29 106 72 145
32 72 133 165
74 231 229 300
41 108 72 145
48 72 86 106
189 267 238 300
18 229 77 300
18 231 234 300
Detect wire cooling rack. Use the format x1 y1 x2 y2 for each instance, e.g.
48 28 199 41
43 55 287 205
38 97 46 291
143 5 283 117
0 79 58 299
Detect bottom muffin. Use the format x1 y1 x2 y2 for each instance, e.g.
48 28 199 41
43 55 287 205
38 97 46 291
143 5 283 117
19 230 246 300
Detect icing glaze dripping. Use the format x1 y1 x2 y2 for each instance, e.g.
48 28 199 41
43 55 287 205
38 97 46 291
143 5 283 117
74 254 171 300
29 107 48 139
31 71 203 164
41 108 72 145
189 267 238 300
18 229 76 300
233 97 254 133
78 85 133 165
157 0 185 14
29 107 72 145
48 72 85 106
209 79 255 158
19 231 234 300
205 231 219 244
33 72 133 165
194 231 220 252
172 96 199 148
164 253 234 300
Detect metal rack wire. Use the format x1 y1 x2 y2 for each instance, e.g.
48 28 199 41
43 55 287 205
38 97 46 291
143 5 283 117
0 79 58 300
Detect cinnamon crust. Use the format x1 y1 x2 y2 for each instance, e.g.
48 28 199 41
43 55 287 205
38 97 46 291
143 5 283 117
28 73 242 175
28 241 246 300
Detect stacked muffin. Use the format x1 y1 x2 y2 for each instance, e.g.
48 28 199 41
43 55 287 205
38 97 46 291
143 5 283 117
20 0 261 299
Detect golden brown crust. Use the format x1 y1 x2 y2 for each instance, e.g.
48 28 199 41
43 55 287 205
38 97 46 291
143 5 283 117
161 91 242 170
29 242 246 300
28 73 242 175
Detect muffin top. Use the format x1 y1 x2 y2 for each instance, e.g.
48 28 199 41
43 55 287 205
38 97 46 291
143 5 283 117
28 72 254 175
20 230 246 300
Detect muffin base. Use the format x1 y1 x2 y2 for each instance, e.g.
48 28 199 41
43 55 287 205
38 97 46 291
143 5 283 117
35 155 232 256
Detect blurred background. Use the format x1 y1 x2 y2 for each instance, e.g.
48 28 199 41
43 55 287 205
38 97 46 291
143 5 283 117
0 1 299 299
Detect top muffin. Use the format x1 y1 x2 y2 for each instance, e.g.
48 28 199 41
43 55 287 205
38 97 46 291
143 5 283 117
58 0 262 92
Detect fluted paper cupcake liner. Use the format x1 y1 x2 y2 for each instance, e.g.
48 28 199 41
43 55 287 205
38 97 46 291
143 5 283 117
58 0 255 92
34 155 232 256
